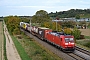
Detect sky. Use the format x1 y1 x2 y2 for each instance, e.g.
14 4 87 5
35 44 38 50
0 0 90 17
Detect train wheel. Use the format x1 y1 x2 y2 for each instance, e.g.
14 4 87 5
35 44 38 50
60 47 62 51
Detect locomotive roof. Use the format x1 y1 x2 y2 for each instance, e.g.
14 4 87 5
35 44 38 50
50 32 71 36
38 27 49 29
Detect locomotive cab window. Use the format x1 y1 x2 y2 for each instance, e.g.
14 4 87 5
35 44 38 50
65 38 74 42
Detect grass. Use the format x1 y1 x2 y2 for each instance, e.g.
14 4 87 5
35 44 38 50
85 36 90 39
76 39 90 45
17 33 62 60
3 34 8 60
76 43 90 51
11 35 31 60
80 14 90 18
76 39 90 51
88 26 90 29
2 21 8 60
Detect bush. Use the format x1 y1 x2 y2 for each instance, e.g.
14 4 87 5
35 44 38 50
4 16 21 35
79 35 85 39
88 22 90 28
84 42 90 48
72 29 81 39
64 28 72 34
13 28 20 35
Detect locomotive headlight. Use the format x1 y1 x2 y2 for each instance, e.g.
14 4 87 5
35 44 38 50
71 43 74 44
65 43 68 45
65 46 68 47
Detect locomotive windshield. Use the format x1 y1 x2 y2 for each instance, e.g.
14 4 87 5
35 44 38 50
65 38 74 42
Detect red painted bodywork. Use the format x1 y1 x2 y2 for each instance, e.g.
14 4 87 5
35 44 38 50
46 32 75 50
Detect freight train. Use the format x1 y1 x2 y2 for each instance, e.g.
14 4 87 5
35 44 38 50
20 22 75 51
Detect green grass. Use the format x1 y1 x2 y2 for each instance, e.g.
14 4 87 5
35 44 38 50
88 26 90 29
80 14 90 18
4 34 8 60
85 36 90 39
76 39 90 51
76 39 90 45
76 43 90 51
17 34 62 60
11 35 31 60
2 21 8 60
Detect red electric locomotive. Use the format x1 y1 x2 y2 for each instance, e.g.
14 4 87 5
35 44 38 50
46 32 75 51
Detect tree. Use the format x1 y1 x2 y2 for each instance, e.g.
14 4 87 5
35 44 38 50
20 18 29 23
51 22 62 32
4 16 21 35
75 14 80 19
43 22 50 28
13 28 20 35
49 9 90 18
32 10 51 24
62 21 76 28
64 28 72 34
41 21 62 32
88 22 90 27
72 29 81 40
31 15 38 23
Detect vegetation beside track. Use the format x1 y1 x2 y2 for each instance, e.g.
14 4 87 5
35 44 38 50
16 33 62 60
88 26 90 29
11 35 31 60
85 36 90 39
1 21 8 60
76 36 90 51
3 33 8 60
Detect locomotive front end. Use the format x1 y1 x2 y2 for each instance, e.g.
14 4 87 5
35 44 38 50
64 36 75 51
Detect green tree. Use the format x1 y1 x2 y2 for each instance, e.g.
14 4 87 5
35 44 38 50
32 10 51 24
43 22 50 28
51 22 62 31
20 18 29 23
41 21 62 32
31 15 38 23
4 16 21 35
49 9 90 18
88 22 90 27
13 28 20 35
75 14 80 19
72 29 81 40
64 28 72 34
62 21 76 28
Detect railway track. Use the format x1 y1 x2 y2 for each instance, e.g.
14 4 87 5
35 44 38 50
20 28 90 60
75 46 90 56
67 53 85 60
66 44 90 60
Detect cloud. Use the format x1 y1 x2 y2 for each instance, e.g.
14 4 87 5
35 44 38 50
45 0 61 4
79 0 90 5
0 0 90 16
0 0 30 6
6 5 58 9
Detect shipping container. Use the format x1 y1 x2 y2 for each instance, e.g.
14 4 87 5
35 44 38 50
38 27 52 39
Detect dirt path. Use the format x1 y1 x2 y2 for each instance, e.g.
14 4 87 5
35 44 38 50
4 23 21 60
0 21 4 60
79 29 90 36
